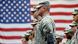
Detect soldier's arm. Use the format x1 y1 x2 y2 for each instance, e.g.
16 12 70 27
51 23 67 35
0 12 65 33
46 22 55 33
42 19 56 44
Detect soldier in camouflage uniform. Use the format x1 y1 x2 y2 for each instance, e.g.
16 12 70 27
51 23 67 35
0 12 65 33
33 1 56 44
70 9 78 44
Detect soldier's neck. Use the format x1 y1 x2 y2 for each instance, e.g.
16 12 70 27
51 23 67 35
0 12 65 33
42 11 49 18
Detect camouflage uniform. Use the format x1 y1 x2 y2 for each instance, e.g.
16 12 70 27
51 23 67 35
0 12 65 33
34 1 56 44
70 22 78 44
35 14 56 44
71 9 78 44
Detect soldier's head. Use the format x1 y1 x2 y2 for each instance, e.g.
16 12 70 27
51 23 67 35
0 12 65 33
56 35 63 44
69 23 77 33
36 1 50 15
72 9 78 22
64 29 74 39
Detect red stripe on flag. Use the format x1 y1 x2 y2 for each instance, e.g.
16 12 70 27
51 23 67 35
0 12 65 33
0 27 66 32
31 4 78 8
0 28 65 39
50 12 72 15
51 4 78 8
0 28 32 32
0 27 66 31
54 20 72 23
0 36 22 39
56 28 65 31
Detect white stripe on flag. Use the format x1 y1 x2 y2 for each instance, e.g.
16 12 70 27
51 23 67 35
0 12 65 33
0 30 32 36
52 15 73 20
55 23 70 28
0 39 22 44
0 23 33 28
50 8 78 12
50 1 78 5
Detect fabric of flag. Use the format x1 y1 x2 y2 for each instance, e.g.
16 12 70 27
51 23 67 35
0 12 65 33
31 0 78 35
0 0 32 44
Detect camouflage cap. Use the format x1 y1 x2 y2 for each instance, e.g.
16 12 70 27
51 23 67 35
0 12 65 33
69 23 77 27
35 4 43 9
56 35 64 39
72 9 78 15
35 1 50 9
39 1 50 7
64 29 73 33
72 21 78 26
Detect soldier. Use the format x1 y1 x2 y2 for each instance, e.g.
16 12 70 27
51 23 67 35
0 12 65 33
64 29 74 44
56 34 63 44
70 9 78 44
33 1 56 44
72 9 78 25
22 33 31 44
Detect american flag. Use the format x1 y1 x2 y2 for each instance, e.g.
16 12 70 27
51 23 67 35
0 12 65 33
0 0 33 44
0 0 78 44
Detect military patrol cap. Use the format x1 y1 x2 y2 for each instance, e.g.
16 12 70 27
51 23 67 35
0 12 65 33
25 32 31 36
69 23 77 27
39 1 50 7
72 9 78 15
35 1 50 9
64 29 73 33
56 35 64 39
35 4 43 9
22 32 30 38
74 22 78 26
72 21 78 26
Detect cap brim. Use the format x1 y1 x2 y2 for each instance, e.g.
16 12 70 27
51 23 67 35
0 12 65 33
69 25 77 27
64 32 68 33
72 14 77 15
69 25 75 27
35 5 43 9
72 13 78 15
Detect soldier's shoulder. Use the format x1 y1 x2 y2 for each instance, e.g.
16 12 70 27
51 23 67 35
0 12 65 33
42 15 54 23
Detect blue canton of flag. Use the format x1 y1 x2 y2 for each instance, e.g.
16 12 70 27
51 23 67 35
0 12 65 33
0 0 31 23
